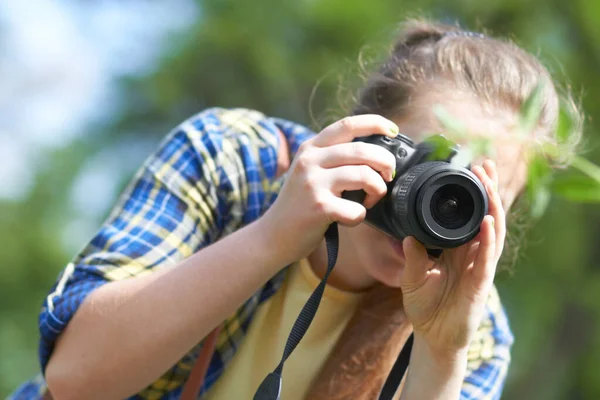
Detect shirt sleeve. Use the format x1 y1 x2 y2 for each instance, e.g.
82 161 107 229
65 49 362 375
461 285 514 399
37 108 271 373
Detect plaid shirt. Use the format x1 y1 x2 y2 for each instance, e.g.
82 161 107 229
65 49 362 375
11 108 514 400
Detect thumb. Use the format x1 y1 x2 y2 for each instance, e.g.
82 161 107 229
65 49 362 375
400 236 434 288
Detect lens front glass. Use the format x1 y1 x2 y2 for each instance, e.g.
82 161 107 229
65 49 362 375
415 167 487 244
430 184 474 230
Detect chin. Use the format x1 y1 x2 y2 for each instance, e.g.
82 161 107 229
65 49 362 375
366 256 405 288
347 224 406 288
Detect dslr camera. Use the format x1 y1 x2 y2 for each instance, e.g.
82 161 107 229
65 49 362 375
343 133 489 255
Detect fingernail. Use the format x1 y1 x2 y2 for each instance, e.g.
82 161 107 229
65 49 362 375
392 169 397 179
491 218 495 228
389 125 399 136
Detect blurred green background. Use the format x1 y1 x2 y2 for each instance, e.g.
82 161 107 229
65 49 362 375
1 0 599 398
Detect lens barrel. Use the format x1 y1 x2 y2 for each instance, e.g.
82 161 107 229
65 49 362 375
390 162 488 248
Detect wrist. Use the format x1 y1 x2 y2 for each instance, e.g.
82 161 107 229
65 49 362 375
253 213 296 269
412 332 469 368
399 333 468 400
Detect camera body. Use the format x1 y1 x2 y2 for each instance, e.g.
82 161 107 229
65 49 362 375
343 133 489 253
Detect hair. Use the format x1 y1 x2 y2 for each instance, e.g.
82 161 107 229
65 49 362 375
354 19 581 144
349 19 583 270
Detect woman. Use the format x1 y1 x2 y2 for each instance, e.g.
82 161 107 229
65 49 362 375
12 19 575 399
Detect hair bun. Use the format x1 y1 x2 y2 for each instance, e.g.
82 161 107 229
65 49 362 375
395 19 457 50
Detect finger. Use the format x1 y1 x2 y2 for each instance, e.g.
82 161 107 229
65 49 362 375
317 142 396 182
470 215 496 288
465 241 481 268
325 195 367 227
313 115 399 147
401 236 435 288
473 165 506 260
482 160 499 189
446 234 476 267
328 165 388 208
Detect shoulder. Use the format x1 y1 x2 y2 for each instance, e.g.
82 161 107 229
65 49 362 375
143 108 292 187
174 107 315 157
177 107 282 149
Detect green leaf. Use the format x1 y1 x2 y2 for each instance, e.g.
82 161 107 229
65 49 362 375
471 137 495 158
551 174 600 202
530 185 551 218
527 153 553 218
570 156 600 183
519 82 545 135
424 134 456 161
449 138 494 167
433 105 467 138
556 102 575 144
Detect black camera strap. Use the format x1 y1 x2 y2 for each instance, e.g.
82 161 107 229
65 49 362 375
379 332 414 399
253 222 413 400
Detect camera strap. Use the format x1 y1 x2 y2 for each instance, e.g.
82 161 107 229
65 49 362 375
253 222 413 400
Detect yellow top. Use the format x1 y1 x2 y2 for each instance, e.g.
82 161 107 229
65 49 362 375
205 258 362 400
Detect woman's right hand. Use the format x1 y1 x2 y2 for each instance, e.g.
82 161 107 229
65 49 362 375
261 114 399 265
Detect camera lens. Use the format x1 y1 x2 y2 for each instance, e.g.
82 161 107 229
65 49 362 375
389 162 488 248
431 184 474 230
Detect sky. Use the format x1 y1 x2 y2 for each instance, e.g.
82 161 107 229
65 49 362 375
0 0 198 200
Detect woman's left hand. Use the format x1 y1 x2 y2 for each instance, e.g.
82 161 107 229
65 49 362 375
400 159 505 354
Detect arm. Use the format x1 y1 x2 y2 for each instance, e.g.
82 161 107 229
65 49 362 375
44 112 294 399
45 112 401 399
401 287 513 400
46 217 288 400
399 335 468 400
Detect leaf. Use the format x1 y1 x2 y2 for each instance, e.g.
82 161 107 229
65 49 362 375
556 102 575 144
526 152 553 218
423 134 456 161
530 186 551 219
448 137 494 167
471 137 495 158
433 105 467 138
551 174 600 202
570 156 600 183
519 82 545 135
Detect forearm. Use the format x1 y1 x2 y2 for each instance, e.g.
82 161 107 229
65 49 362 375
306 309 412 400
46 218 287 400
399 334 468 400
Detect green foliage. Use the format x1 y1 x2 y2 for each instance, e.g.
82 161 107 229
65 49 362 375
431 86 600 219
552 174 600 202
527 153 553 218
557 101 575 145
424 134 456 161
433 105 468 139
519 82 546 135
571 155 600 183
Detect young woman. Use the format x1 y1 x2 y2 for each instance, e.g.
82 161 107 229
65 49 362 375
12 19 572 399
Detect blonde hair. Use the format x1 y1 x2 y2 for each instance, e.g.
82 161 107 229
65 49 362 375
353 19 581 158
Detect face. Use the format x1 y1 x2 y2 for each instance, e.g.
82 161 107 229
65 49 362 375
340 92 529 288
